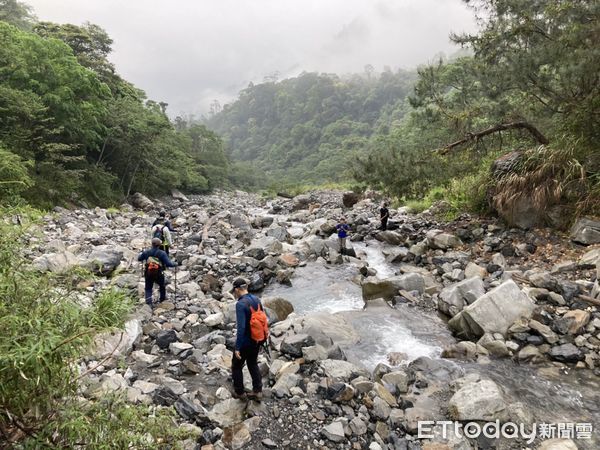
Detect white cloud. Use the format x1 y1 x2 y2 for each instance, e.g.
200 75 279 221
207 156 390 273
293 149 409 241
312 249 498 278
26 0 477 116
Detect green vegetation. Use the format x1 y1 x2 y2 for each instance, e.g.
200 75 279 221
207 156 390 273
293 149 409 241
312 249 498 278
206 69 416 187
356 0 599 217
0 2 229 208
0 208 194 447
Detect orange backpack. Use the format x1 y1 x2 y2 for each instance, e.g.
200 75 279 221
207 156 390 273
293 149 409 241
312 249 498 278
245 298 269 343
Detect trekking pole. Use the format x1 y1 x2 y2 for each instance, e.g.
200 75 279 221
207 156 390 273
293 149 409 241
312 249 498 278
173 263 178 302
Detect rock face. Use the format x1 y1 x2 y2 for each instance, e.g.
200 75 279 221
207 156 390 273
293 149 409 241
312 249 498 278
571 218 600 245
93 319 142 368
362 273 425 301
448 280 535 340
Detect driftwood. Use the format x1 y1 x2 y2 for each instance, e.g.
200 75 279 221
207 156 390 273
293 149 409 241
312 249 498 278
439 121 550 155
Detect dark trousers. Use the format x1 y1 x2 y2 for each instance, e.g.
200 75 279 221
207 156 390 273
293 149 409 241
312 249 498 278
231 344 262 395
380 218 388 230
144 272 166 304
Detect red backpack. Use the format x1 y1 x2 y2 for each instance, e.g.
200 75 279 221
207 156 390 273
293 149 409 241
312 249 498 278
244 298 269 343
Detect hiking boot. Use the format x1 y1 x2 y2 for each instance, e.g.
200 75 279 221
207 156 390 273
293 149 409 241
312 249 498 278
247 391 263 401
232 391 247 401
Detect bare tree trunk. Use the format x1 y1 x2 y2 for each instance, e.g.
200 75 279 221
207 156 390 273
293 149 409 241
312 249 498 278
126 161 141 198
96 136 109 167
439 121 550 154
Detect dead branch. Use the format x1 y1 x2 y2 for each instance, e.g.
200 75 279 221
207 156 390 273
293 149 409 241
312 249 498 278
438 121 550 155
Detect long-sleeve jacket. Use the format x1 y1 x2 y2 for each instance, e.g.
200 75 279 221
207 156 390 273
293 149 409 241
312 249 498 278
152 218 175 232
235 294 262 350
151 224 173 246
137 247 176 268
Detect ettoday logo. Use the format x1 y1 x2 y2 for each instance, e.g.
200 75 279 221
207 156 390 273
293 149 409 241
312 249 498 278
417 421 594 444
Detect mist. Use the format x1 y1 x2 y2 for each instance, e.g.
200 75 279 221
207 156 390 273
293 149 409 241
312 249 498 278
26 0 477 116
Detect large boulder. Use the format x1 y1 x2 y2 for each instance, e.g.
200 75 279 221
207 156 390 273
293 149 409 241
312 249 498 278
79 245 123 275
292 194 311 211
342 192 361 208
571 218 600 245
32 251 78 273
426 230 462 250
438 277 485 317
375 231 404 245
449 379 509 421
266 226 291 243
92 318 142 368
130 192 153 210
280 334 315 357
319 359 369 380
448 280 535 340
362 273 425 301
263 297 294 322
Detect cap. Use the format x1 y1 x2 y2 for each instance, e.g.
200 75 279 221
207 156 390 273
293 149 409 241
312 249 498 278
230 278 248 293
151 237 162 247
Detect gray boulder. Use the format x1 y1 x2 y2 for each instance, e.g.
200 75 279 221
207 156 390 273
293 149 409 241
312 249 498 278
362 273 425 301
426 229 462 250
319 359 369 380
263 297 294 322
571 218 600 245
130 192 153 210
32 251 78 273
549 343 583 363
449 379 509 421
280 333 315 357
448 280 535 340
375 231 404 245
80 245 123 275
438 277 485 317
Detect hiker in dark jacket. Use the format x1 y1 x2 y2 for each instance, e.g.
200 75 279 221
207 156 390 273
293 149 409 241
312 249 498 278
152 211 175 232
138 237 177 307
230 278 264 401
380 202 389 230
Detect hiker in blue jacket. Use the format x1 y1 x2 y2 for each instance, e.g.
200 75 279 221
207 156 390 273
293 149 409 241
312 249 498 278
230 278 264 401
336 217 351 255
138 237 177 307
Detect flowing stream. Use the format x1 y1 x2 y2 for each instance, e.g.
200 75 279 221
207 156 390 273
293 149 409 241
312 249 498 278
263 234 600 448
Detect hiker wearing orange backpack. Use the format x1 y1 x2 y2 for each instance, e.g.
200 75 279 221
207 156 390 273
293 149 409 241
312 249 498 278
138 237 177 308
230 278 268 401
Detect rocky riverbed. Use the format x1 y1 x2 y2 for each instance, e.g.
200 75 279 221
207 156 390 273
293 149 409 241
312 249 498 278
26 189 600 449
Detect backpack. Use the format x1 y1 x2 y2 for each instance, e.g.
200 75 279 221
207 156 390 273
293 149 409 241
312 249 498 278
243 297 269 343
145 255 163 276
153 225 165 242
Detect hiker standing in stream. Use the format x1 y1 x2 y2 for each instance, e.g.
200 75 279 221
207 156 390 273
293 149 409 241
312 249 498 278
151 216 173 255
380 202 389 231
230 278 268 401
138 237 177 308
336 217 351 255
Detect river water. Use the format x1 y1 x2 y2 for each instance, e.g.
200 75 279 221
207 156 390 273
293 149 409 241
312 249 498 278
263 236 600 448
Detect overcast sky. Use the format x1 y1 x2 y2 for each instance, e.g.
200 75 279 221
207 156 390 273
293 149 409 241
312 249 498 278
26 0 477 117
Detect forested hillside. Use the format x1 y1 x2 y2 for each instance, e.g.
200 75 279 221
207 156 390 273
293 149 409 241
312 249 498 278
205 70 417 186
0 0 229 208
355 0 599 220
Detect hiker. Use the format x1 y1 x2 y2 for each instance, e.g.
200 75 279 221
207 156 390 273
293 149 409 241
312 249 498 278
380 202 389 230
138 237 177 308
230 278 268 401
151 217 173 255
336 217 351 255
152 210 175 231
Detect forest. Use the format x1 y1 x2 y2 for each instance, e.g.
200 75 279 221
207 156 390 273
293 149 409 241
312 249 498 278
0 0 230 208
208 0 599 219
